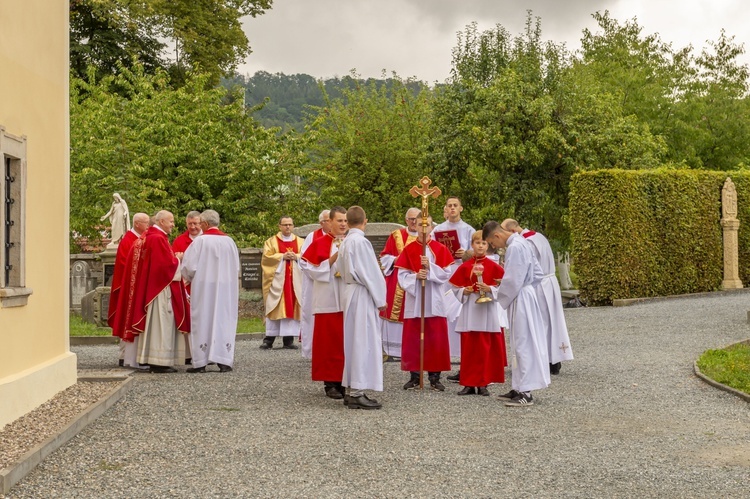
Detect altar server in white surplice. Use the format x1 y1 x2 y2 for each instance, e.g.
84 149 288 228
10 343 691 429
338 206 387 410
483 220 550 407
181 210 240 373
507 220 573 375
298 210 331 359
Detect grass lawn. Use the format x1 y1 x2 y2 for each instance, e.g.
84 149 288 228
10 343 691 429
69 315 265 336
697 342 750 395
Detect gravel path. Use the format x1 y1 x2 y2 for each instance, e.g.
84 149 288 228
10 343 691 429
5 293 750 498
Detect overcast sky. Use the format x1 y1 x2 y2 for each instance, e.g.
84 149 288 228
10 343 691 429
238 0 748 83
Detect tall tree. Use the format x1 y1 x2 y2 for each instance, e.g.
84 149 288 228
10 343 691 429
305 73 432 222
70 63 307 247
70 0 273 86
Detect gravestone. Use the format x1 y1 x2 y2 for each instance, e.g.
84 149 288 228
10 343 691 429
99 246 117 286
557 252 574 290
70 260 96 311
80 286 110 326
240 248 262 290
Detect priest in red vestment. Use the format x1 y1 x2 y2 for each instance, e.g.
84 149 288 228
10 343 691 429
260 216 304 349
300 206 348 399
114 210 190 373
108 212 149 367
298 210 331 359
395 217 455 391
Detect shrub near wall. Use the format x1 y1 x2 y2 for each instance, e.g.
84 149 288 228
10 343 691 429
569 168 740 304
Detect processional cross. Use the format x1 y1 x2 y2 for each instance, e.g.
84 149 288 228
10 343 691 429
408 176 441 389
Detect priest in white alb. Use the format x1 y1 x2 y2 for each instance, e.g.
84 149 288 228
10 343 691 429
338 206 387 410
181 209 240 373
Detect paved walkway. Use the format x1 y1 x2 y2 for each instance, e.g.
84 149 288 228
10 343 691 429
7 293 750 498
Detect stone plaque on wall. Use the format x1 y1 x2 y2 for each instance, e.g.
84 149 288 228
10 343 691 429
240 248 262 290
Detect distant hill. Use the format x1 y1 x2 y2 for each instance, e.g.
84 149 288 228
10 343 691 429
222 71 427 132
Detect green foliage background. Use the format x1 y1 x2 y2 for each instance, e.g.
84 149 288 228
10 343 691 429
569 169 750 304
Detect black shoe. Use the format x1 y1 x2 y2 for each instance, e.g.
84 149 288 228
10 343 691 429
343 394 350 406
217 364 233 373
550 362 561 375
497 390 520 401
477 387 490 397
149 365 177 373
403 375 420 390
457 386 476 396
118 359 124 367
282 344 299 350
347 394 382 410
504 392 534 407
185 358 192 365
429 376 445 392
325 386 344 399
186 366 206 373
446 371 460 383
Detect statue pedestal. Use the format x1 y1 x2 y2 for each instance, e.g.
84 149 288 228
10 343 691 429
99 246 117 287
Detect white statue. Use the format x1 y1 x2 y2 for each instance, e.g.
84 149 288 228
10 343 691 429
100 193 130 248
557 251 574 290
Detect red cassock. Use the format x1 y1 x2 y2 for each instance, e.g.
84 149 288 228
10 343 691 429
172 230 194 294
108 230 140 336
395 239 454 372
449 256 507 386
113 226 191 342
302 233 344 382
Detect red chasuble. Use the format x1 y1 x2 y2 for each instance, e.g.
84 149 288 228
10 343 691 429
172 230 194 253
379 228 416 323
522 230 537 238
114 226 190 342
108 230 140 334
277 236 299 319
449 256 505 292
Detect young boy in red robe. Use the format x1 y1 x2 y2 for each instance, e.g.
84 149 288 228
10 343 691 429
449 231 508 396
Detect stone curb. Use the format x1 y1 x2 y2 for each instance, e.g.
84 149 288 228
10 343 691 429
70 332 265 346
0 376 134 494
612 287 750 307
693 339 750 403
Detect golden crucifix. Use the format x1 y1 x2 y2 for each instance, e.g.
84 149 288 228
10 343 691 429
408 176 441 389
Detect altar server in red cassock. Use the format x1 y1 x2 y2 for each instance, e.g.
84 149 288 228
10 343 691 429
396 216 455 391
300 206 348 400
114 210 190 373
298 210 331 359
449 231 508 396
109 212 149 368
379 207 420 359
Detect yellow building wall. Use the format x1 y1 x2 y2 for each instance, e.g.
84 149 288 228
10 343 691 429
0 1 77 428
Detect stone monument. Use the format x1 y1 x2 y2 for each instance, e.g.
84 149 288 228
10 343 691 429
100 193 130 249
721 177 743 289
557 251 574 290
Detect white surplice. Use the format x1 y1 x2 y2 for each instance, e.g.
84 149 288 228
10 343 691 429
298 230 320 359
522 229 574 364
431 219 476 356
338 228 387 391
451 284 509 333
379 229 418 357
181 231 240 368
496 233 550 393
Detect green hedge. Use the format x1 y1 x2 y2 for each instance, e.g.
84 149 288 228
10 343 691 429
570 169 750 304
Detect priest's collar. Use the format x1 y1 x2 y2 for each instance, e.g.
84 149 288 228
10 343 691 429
279 233 296 242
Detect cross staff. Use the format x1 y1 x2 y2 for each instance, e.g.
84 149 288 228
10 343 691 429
409 176 441 389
